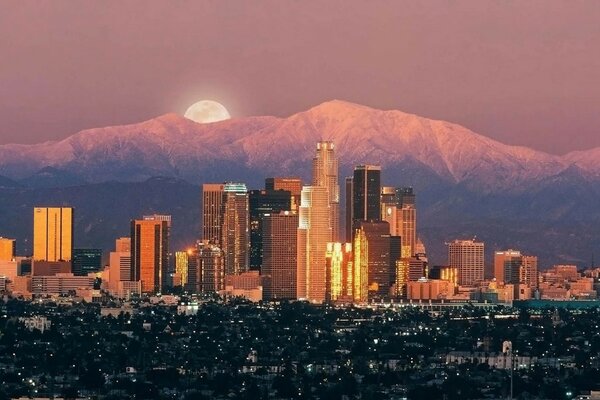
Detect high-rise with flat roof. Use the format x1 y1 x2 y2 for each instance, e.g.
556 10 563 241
33 207 73 262
249 189 292 271
262 211 298 300
131 217 170 293
352 165 381 226
72 248 102 275
448 239 485 286
202 183 225 244
0 238 16 261
297 186 331 302
222 183 249 275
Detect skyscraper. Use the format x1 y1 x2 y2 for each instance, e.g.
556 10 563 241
249 189 292 270
352 220 396 301
265 177 302 211
198 240 224 293
325 242 353 302
352 165 381 225
130 217 170 293
0 237 16 261
202 183 249 275
381 186 417 258
312 141 340 241
448 239 485 286
297 186 331 302
222 183 249 275
262 211 298 300
33 207 73 262
202 183 225 244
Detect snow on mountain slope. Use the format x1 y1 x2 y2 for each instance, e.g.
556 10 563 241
0 100 584 190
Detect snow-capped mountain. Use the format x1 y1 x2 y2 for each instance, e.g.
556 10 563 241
1 100 599 267
1 100 596 192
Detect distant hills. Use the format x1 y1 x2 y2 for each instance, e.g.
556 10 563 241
1 100 598 268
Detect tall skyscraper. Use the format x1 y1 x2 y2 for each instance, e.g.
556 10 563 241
72 248 102 275
312 141 340 241
265 177 302 211
381 186 417 258
352 221 396 301
448 239 485 286
352 165 381 225
202 183 249 275
325 242 353 302
202 183 225 244
131 217 170 293
262 211 298 300
222 183 249 275
33 207 73 262
297 186 331 302
0 237 16 261
198 240 224 293
249 189 292 270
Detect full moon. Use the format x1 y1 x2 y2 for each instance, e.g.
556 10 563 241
184 100 231 123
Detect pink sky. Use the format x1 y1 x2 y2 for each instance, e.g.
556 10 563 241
1 1 599 154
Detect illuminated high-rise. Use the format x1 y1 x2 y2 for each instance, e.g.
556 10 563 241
325 242 353 302
222 183 249 275
312 141 340 241
263 211 298 300
198 240 224 293
202 183 249 275
202 183 225 244
352 221 397 301
297 186 331 302
448 239 484 286
33 207 73 262
381 187 417 258
131 217 170 293
0 237 16 261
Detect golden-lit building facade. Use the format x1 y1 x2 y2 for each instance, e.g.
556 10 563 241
395 259 409 298
381 187 416 258
0 237 16 261
325 242 353 302
312 141 340 241
202 183 225 244
33 207 73 262
175 251 189 287
297 186 331 302
352 229 369 303
130 218 170 293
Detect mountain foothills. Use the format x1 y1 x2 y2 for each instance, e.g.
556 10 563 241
1 100 599 268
